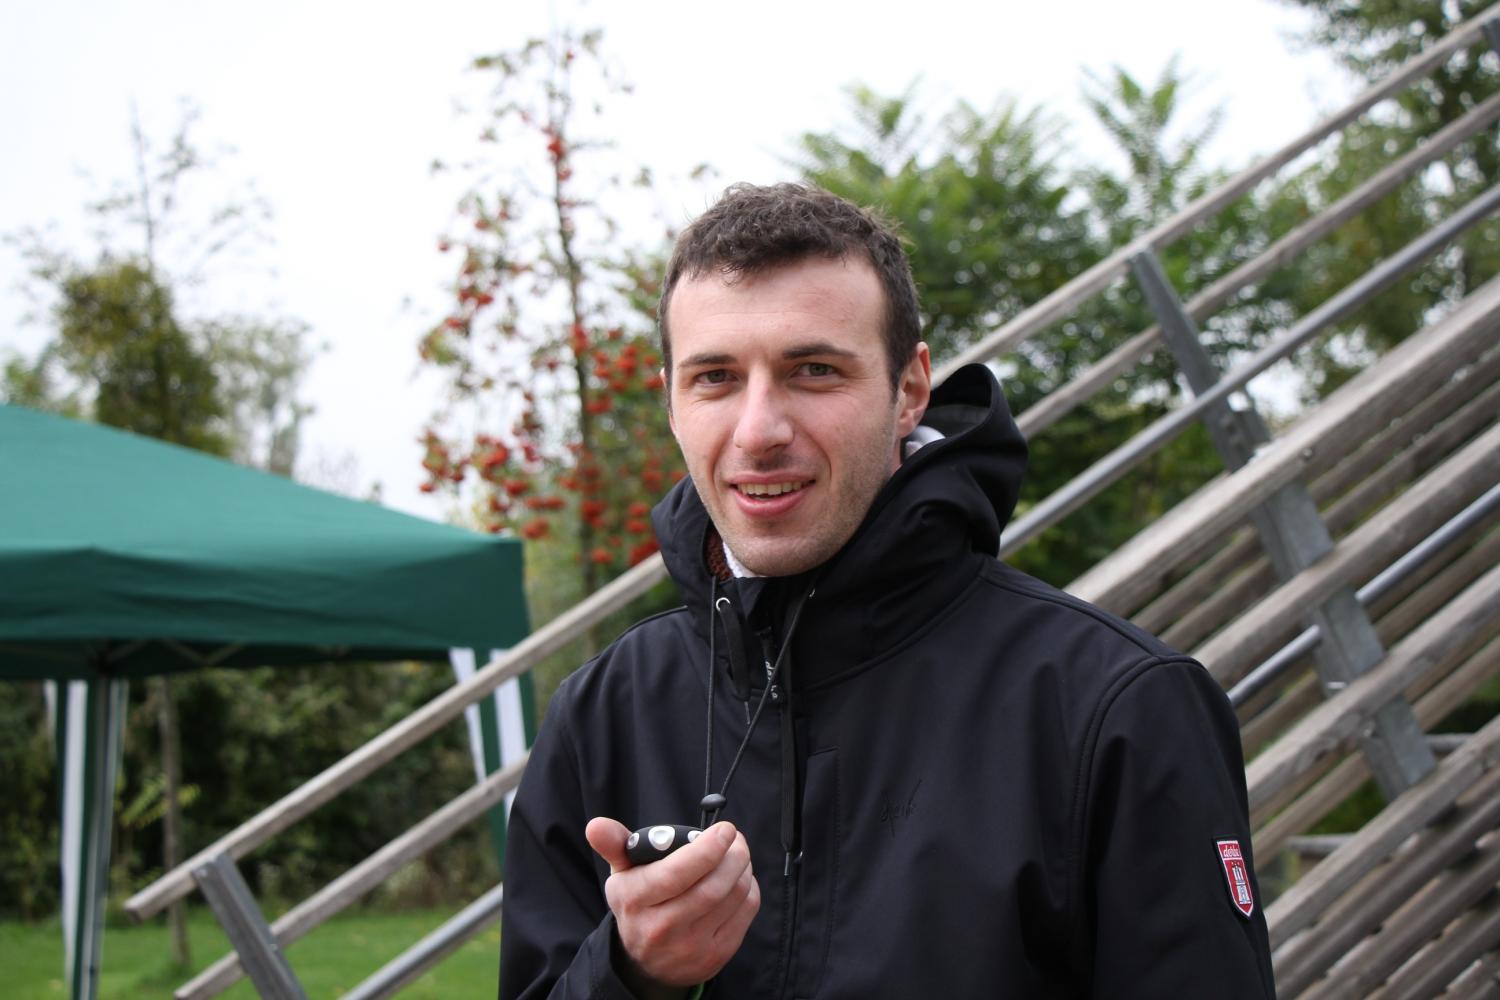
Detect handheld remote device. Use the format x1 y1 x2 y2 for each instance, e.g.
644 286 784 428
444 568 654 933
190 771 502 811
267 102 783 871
625 824 702 866
627 793 726 865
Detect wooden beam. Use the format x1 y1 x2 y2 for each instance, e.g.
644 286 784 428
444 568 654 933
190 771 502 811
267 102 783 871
1295 830 1500 999
1264 705 1500 948
1367 890 1500 999
1195 419 1500 688
1248 571 1500 819
1070 276 1500 615
1254 630 1500 855
1273 768 1500 995
1132 347 1500 630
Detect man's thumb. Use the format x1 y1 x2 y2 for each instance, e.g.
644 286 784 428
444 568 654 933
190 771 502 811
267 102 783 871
585 816 633 874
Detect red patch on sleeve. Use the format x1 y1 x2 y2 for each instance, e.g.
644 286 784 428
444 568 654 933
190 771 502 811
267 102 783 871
1216 839 1255 919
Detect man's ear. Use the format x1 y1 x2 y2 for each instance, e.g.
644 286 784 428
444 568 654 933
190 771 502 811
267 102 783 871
895 342 932 439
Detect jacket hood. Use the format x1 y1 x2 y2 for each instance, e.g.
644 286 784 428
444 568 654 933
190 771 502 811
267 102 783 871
650 363 1028 687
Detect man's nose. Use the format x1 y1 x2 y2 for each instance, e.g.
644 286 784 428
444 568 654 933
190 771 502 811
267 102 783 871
732 380 793 456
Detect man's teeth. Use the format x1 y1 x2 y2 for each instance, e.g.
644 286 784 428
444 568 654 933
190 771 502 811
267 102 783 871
739 482 806 497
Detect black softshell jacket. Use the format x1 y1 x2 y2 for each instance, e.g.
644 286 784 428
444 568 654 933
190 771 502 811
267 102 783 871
500 365 1276 999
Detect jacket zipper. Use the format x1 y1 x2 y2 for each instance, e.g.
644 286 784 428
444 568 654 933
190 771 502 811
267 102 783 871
759 626 803 1000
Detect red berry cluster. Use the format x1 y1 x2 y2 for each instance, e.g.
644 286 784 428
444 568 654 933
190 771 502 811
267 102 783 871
419 28 683 577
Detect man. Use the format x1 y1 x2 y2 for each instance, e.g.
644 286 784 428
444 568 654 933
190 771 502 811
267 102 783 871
500 183 1276 998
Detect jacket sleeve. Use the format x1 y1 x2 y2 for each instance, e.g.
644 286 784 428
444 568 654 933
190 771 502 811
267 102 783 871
1078 658 1277 999
499 679 639 1000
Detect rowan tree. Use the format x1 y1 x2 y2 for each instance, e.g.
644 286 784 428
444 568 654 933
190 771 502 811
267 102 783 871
419 29 686 601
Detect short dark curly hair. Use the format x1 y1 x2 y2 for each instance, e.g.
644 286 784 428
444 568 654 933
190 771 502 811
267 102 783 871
658 183 921 392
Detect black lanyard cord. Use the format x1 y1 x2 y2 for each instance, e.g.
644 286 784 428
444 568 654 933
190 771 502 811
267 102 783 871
699 583 816 828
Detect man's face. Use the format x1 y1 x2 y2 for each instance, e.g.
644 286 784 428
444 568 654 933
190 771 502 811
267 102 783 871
666 256 931 577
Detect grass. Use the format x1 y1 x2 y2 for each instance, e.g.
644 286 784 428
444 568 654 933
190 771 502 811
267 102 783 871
1 905 499 999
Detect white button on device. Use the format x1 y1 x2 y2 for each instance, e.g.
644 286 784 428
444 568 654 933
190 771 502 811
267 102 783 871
627 831 640 849
649 826 675 852
687 830 700 843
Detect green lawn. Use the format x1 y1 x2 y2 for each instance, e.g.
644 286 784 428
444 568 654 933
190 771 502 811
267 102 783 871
1 906 499 998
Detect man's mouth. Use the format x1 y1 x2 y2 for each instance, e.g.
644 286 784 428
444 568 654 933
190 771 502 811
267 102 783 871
735 481 810 498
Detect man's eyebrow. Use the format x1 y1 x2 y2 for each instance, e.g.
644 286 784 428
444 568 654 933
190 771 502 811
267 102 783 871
782 341 859 360
675 342 860 369
676 351 735 369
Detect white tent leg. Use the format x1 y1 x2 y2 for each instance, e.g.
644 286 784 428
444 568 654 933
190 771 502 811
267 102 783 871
58 677 128 1000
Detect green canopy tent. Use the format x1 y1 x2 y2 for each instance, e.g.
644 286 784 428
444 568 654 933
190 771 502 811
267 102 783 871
0 403 531 1000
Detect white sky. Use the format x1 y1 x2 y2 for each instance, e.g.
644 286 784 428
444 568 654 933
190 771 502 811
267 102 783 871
0 0 1356 520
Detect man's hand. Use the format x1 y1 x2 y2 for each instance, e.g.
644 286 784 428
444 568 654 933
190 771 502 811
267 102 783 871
585 816 760 996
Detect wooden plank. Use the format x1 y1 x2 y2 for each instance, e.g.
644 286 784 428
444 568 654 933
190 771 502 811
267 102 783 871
127 551 667 921
1133 349 1500 629
1328 377 1500 543
1443 950 1500 998
1273 767 1500 996
1242 672 1320 760
1248 569 1500 819
1264 703 1500 948
1309 343 1500 523
1374 526 1500 644
1293 828 1500 999
1194 418 1500 687
1005 180 1500 564
1368 891 1500 1000
176 758 525 999
1161 560 1280 655
1255 629 1500 853
1197 394 1498 673
1069 275 1500 615
1256 752 1366 855
1132 520 1255 636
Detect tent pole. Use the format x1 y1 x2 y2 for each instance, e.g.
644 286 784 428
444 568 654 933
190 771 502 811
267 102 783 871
62 670 128 1000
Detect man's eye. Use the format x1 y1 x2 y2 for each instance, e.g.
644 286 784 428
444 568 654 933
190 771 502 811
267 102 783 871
801 362 835 377
698 369 730 385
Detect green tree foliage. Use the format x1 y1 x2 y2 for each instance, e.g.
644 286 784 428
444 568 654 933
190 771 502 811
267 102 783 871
35 258 227 453
1271 0 1500 397
798 85 1095 373
112 663 495 910
0 687 57 920
797 68 1273 585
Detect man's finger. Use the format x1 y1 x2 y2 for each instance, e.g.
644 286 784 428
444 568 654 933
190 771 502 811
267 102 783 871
645 822 738 897
585 816 634 874
709 866 760 953
695 848 759 938
678 827 753 916
609 821 737 907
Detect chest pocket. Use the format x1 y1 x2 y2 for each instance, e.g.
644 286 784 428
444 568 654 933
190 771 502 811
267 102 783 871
789 747 840 999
